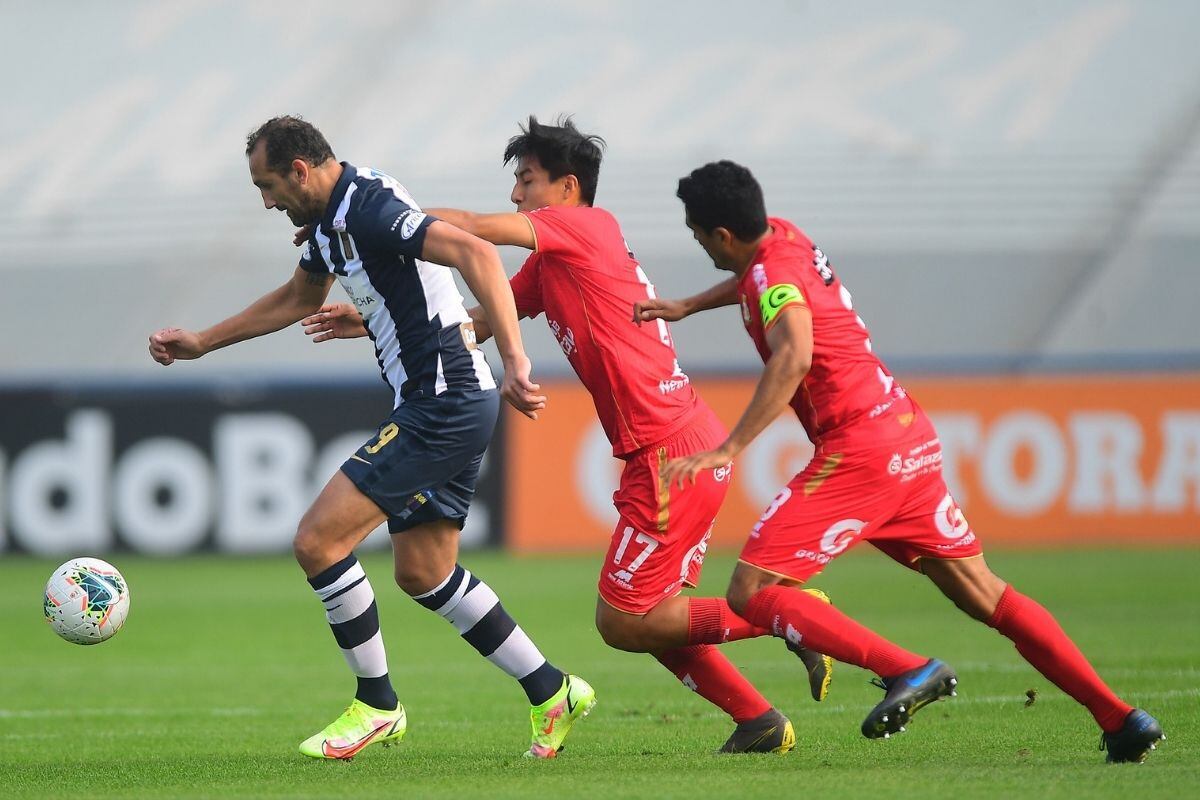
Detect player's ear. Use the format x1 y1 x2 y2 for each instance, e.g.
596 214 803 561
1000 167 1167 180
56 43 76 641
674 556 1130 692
292 158 309 184
560 173 580 201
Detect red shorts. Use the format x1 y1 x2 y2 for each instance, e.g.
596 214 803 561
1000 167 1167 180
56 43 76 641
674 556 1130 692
739 426 983 583
599 408 732 614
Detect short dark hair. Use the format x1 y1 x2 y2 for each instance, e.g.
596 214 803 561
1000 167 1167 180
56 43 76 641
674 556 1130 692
245 115 335 175
676 160 769 241
503 115 605 205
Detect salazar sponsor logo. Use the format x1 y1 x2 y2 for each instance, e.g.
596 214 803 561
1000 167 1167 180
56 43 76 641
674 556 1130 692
902 450 943 476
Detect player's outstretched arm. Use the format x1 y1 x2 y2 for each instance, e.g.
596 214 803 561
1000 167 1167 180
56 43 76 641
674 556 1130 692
148 267 334 365
419 221 546 420
425 208 537 250
661 306 813 488
301 303 369 342
633 277 739 324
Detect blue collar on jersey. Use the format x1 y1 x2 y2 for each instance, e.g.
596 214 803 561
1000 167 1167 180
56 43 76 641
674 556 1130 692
319 161 357 235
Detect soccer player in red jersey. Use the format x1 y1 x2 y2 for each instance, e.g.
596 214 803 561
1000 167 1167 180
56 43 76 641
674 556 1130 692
636 160 1164 763
300 119 832 753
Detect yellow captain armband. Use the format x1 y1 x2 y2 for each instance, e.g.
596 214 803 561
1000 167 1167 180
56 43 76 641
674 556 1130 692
759 283 806 328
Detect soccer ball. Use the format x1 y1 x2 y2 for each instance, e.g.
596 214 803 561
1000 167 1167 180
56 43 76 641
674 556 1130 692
43 557 131 645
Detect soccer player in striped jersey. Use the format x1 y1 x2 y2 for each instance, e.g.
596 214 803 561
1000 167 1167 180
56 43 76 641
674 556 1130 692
638 160 1163 763
300 117 834 754
148 116 595 760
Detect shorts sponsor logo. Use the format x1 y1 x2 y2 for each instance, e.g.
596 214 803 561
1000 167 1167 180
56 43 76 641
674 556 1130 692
934 492 970 539
936 531 977 552
819 518 867 556
678 528 712 581
793 548 833 566
606 569 635 589
900 450 942 481
712 464 733 483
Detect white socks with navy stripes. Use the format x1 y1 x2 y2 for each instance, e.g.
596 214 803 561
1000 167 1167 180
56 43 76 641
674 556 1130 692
308 555 398 711
413 563 565 705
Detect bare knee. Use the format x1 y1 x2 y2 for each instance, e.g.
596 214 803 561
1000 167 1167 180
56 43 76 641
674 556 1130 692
293 525 341 577
924 557 1007 621
726 563 784 617
394 560 445 597
392 520 460 597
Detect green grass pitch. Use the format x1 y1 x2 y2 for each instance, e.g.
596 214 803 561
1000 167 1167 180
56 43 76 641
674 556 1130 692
1 547 1196 799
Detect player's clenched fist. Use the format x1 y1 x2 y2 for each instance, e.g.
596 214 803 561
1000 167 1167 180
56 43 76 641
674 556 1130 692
148 327 205 366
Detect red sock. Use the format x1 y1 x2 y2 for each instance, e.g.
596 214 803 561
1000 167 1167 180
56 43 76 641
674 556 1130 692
687 597 771 644
988 585 1132 732
655 645 772 723
744 585 927 677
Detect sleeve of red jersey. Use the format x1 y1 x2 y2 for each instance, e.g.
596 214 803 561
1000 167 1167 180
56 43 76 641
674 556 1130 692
755 258 811 333
509 259 544 318
520 206 579 257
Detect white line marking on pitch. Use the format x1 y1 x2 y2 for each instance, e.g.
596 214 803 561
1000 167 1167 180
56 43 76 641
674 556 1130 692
0 707 263 719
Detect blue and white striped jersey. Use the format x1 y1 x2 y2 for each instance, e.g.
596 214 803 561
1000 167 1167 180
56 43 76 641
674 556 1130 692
298 162 496 407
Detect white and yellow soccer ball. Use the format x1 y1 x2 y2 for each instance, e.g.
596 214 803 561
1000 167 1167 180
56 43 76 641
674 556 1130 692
43 557 131 645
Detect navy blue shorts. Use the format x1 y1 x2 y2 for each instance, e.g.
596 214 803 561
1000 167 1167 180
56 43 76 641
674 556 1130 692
341 389 499 533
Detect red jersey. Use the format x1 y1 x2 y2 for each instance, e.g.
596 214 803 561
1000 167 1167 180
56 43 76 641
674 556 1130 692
511 205 701 456
737 217 920 448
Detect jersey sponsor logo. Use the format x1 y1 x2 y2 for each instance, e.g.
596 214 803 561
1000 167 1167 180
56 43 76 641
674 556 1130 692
751 263 768 295
400 211 426 240
868 385 908 419
759 284 805 328
811 246 834 286
337 272 380 318
658 360 691 395
548 319 576 357
390 209 426 239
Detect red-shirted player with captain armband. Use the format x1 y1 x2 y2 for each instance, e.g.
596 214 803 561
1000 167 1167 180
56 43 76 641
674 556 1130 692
299 118 833 754
634 160 1164 763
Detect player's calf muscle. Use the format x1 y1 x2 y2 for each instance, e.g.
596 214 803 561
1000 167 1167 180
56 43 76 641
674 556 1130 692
923 558 1006 621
